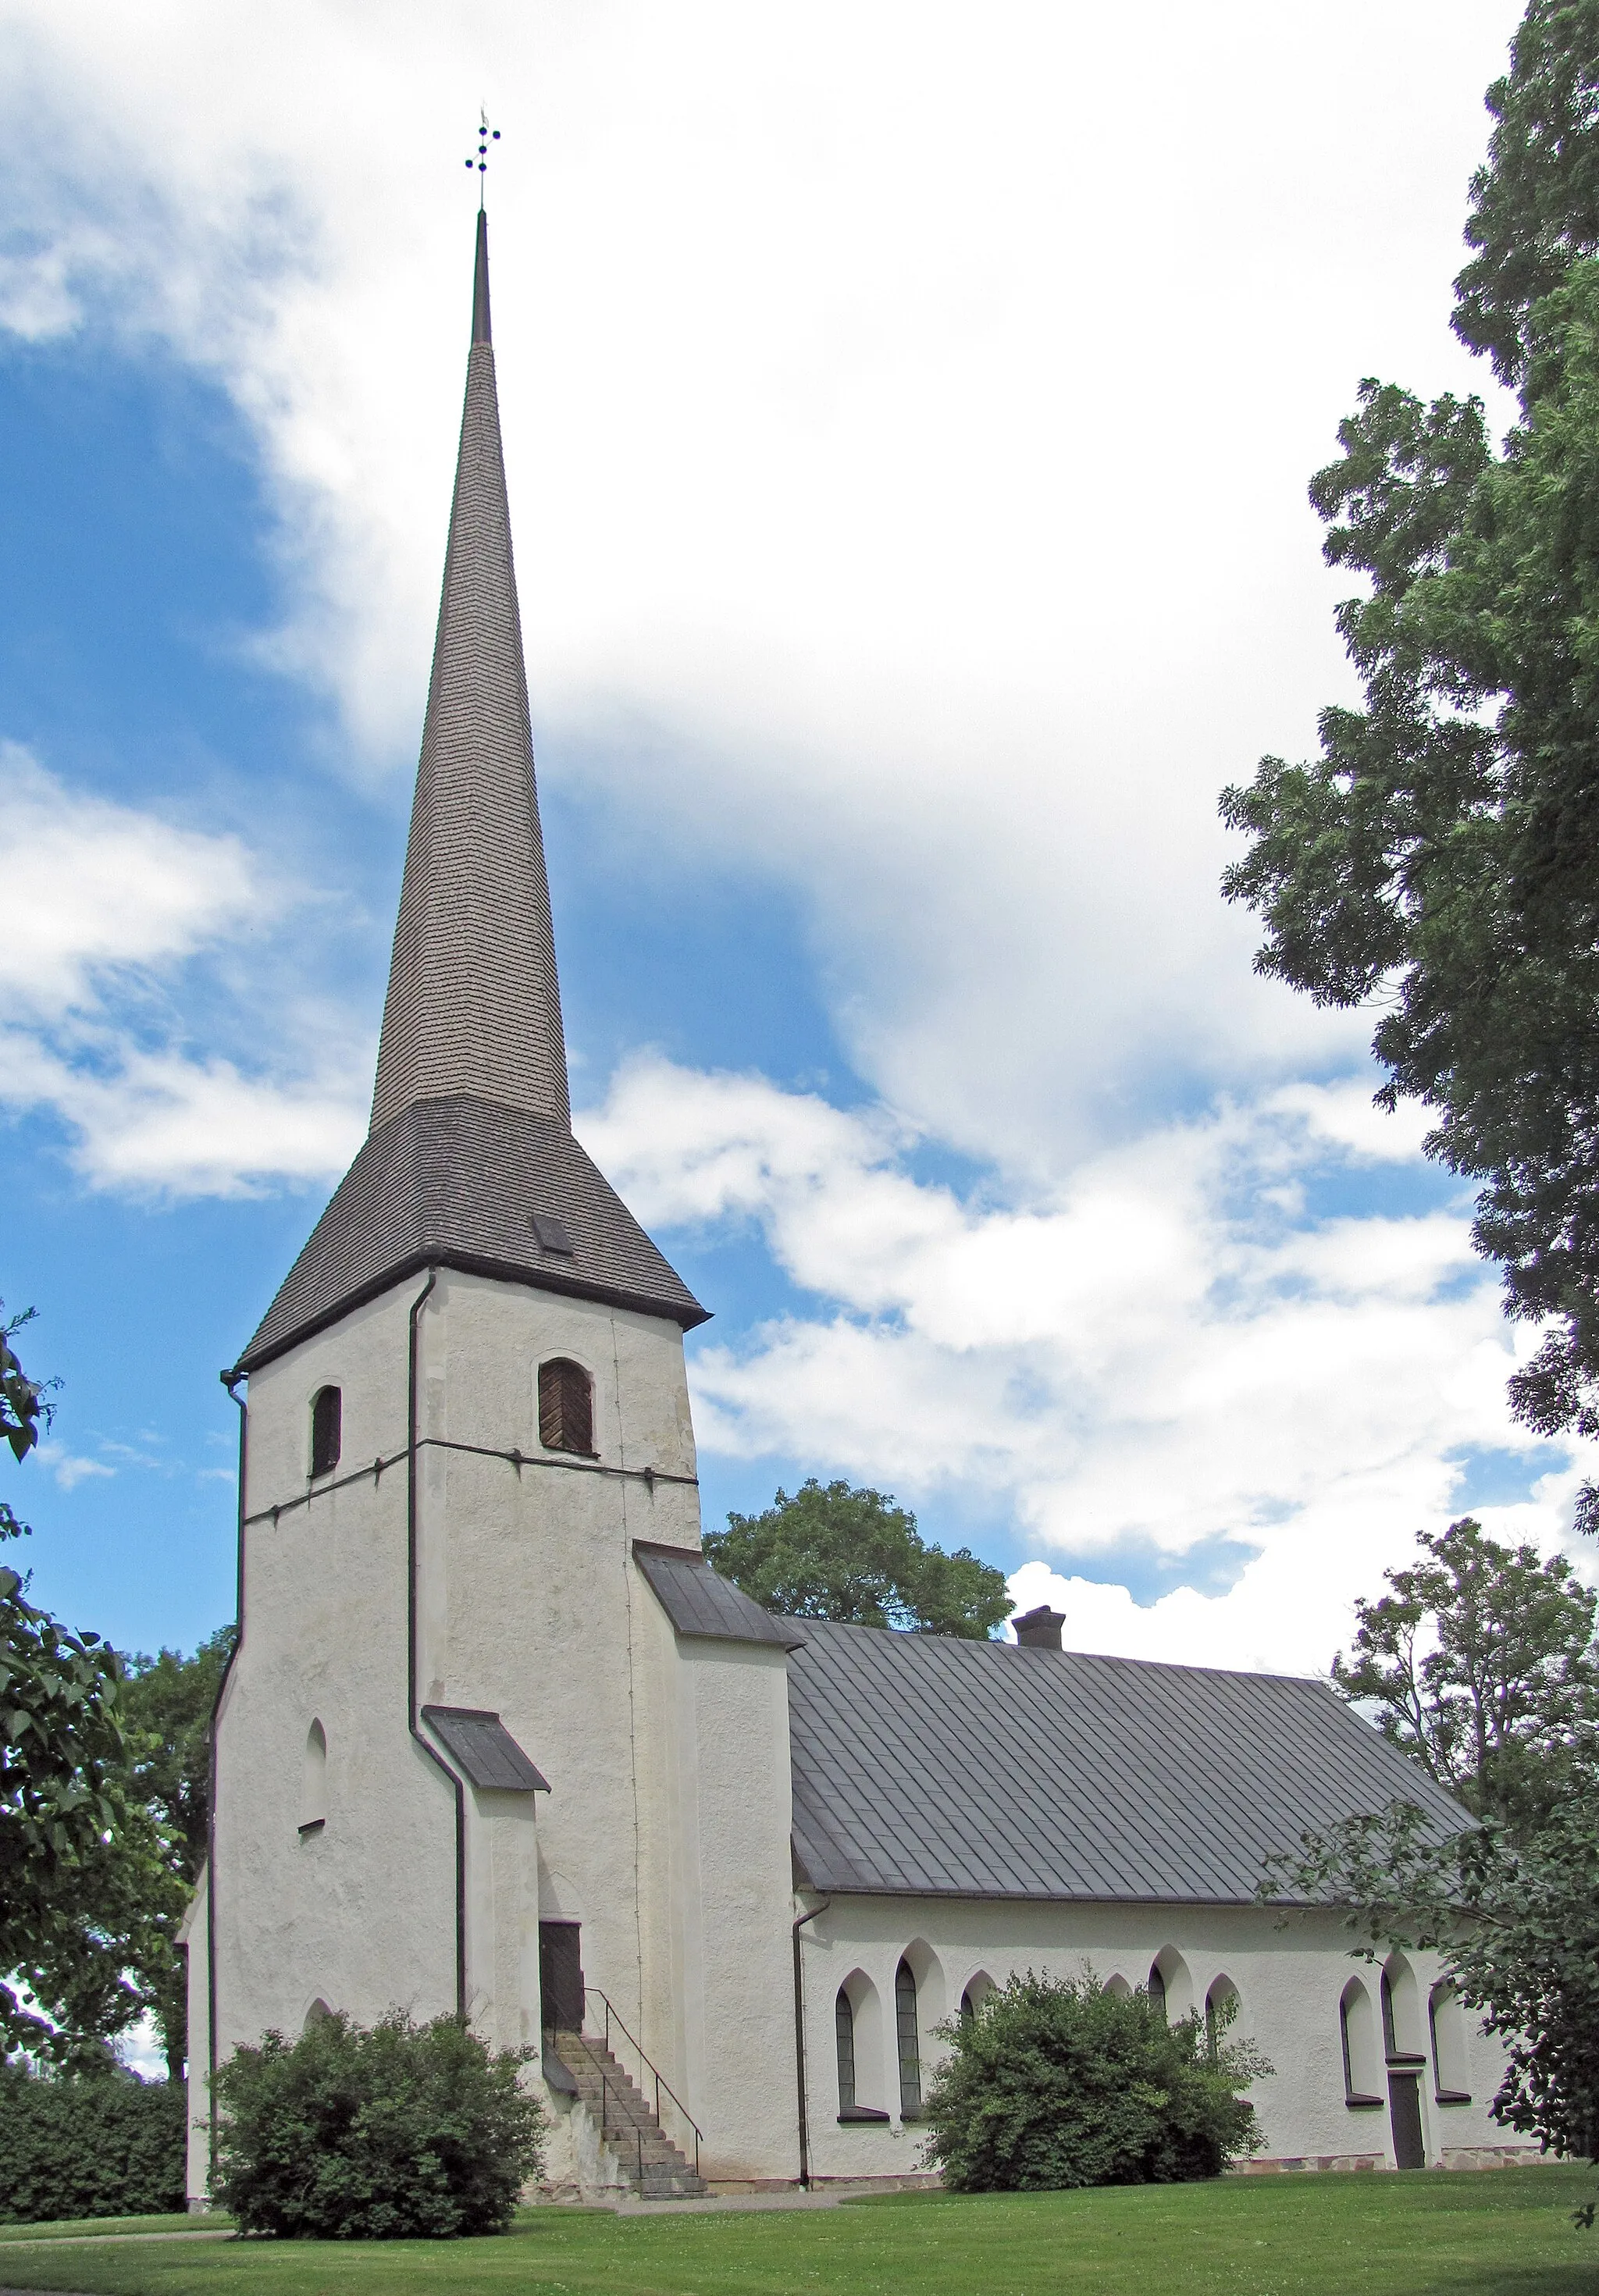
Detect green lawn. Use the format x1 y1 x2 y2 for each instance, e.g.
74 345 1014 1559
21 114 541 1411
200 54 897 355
0 2223 226 2247
0 2170 1590 2296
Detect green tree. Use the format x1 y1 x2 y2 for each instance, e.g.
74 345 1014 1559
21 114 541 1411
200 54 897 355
0 1301 162 2066
705 1479 1012 1638
1331 1517 1599 1833
1217 2 1599 1509
117 1629 237 2081
921 1972 1267 2191
1263 1799 1599 2187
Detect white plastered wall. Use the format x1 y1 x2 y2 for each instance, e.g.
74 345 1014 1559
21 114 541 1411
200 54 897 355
796 1896 1524 2181
193 1262 801 2196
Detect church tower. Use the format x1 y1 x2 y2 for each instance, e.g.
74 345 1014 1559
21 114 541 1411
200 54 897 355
185 214 800 2198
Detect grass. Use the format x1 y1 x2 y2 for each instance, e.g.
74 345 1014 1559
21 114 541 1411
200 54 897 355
0 2170 1590 2296
0 2223 226 2247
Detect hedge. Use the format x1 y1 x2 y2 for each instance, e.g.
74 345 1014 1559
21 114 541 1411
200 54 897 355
0 2063 187 2223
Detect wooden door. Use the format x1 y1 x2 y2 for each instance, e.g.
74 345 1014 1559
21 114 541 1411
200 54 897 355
1387 2070 1424 2169
539 1921 584 2033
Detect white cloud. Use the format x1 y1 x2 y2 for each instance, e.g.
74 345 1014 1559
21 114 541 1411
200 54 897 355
0 752 366 1193
35 1441 114 1491
582 1056 1582 1674
1 747 260 1016
0 0 1527 1163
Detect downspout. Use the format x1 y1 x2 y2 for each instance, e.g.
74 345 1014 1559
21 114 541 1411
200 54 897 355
405 1269 469 2020
792 1893 831 2187
207 1370 248 2191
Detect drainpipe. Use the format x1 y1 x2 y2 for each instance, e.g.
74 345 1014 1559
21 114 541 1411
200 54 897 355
207 1370 248 2191
792 1893 832 2187
406 1269 469 2020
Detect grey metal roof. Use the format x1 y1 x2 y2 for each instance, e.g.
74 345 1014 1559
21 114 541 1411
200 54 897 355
372 208 569 1136
634 1543 807 1649
233 214 705 1373
786 1623 1467 1905
422 1705 549 1792
235 1093 706 1371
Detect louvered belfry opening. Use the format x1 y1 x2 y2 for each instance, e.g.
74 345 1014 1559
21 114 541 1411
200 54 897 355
539 1358 593 1456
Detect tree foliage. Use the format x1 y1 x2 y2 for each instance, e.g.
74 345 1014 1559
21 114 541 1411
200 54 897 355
212 2009 545 2238
705 1479 1012 1638
1263 1799 1599 2178
0 2060 186 2223
1330 1516 1599 1832
1267 1518 1599 2190
921 1973 1267 2192
117 1630 236 2081
0 1302 165 2066
1219 2 1599 1497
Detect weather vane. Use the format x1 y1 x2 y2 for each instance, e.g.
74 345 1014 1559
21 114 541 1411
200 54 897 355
465 109 500 207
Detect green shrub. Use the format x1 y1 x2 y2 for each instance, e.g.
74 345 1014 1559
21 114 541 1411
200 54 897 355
212 2008 544 2239
921 1972 1270 2191
0 2062 187 2223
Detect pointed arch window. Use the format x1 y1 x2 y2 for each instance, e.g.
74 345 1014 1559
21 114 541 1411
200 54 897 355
539 1358 594 1456
1429 1983 1472 2105
835 1986 857 2113
1146 1961 1167 2022
895 1958 921 2119
310 1386 341 1478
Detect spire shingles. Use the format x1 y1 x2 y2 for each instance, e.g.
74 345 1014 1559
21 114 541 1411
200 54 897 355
371 211 568 1133
233 215 706 1373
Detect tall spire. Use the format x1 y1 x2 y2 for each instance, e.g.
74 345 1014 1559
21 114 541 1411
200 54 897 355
231 211 706 1376
370 209 569 1134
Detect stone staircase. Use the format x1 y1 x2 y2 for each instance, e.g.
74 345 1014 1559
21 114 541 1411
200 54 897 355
547 2027 708 2198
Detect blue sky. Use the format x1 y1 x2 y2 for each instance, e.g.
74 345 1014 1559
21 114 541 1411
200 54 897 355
2 0 1586 1676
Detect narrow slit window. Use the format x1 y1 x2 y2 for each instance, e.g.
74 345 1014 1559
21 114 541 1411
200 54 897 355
1147 1962 1167 2022
310 1386 342 1478
895 1958 921 2119
835 1988 856 2113
539 1358 594 1456
299 1720 328 1834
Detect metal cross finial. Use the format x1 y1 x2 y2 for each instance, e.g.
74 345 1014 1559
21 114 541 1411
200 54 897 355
465 109 500 208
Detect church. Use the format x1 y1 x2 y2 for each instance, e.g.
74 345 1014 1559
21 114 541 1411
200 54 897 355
182 213 1530 2202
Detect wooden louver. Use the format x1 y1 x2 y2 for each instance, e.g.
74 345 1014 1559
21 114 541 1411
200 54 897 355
539 1357 593 1456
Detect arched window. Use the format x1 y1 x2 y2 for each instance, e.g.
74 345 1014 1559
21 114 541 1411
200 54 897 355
895 1957 921 2119
1146 1960 1167 2021
310 1386 341 1478
834 1975 889 2123
960 1972 995 2023
539 1358 594 1456
303 1997 333 2033
835 1986 857 2111
298 1719 327 1835
1104 1974 1133 2000
1340 1977 1384 2107
1205 1977 1240 2059
1429 1982 1472 2105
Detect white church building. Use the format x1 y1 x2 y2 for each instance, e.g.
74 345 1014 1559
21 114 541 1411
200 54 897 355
183 215 1530 2201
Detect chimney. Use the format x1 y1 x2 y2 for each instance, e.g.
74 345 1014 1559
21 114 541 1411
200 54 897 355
1013 1605 1066 1651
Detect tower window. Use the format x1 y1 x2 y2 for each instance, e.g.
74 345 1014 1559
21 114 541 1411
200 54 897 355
310 1386 342 1478
539 1358 594 1456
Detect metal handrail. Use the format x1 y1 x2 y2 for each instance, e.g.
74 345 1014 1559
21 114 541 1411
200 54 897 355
584 1986 701 2178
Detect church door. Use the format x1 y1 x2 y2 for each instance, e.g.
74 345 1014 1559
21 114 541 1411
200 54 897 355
539 1921 585 2034
1387 2070 1424 2169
